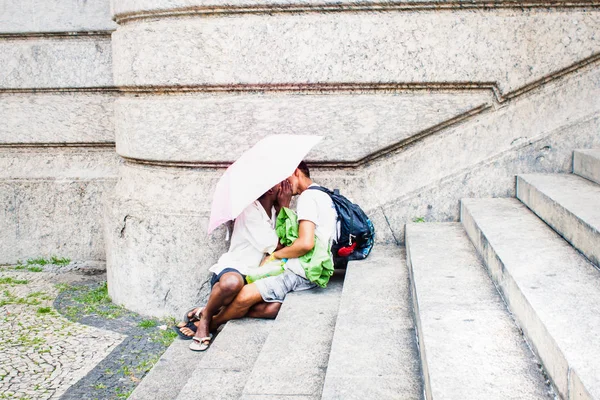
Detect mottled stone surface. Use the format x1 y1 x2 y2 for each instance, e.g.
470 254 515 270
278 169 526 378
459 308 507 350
129 339 206 400
461 198 600 400
0 37 112 89
380 113 600 244
321 246 421 400
112 11 600 94
175 319 273 400
103 1 600 321
517 174 600 267
0 147 119 179
0 148 119 264
0 270 124 400
104 162 229 318
241 275 343 399
115 91 491 163
111 0 526 17
366 65 600 208
0 92 115 144
0 0 116 33
574 149 600 185
406 224 552 399
366 64 600 242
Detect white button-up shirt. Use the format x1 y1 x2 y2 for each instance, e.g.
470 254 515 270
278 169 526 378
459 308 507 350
209 201 278 276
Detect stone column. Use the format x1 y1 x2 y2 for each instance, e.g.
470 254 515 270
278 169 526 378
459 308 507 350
106 0 600 317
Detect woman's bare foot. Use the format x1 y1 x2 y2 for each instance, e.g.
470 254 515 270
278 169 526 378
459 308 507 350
176 320 199 338
185 307 203 323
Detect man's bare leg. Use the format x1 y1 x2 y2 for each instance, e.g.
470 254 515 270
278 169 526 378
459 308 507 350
210 283 265 331
247 302 281 319
192 272 245 341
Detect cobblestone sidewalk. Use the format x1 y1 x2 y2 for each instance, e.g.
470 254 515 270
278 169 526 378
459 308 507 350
0 269 124 399
0 262 177 400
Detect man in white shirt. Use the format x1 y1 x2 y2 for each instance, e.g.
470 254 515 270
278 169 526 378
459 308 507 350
178 181 292 350
208 161 338 330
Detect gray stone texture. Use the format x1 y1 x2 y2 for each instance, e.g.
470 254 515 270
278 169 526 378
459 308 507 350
128 339 206 400
372 64 600 243
240 274 344 399
107 36 600 316
321 245 421 400
0 147 119 180
111 0 522 17
406 223 551 400
112 11 600 94
115 91 491 163
0 148 119 264
176 319 273 400
517 174 600 267
574 149 600 185
0 0 116 33
0 37 113 89
104 162 230 318
461 198 600 400
0 92 115 143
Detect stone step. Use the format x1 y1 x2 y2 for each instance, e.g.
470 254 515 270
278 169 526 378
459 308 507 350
240 273 344 400
321 245 421 400
175 318 273 400
574 149 600 185
406 223 552 400
129 338 207 400
461 198 600 400
517 174 600 267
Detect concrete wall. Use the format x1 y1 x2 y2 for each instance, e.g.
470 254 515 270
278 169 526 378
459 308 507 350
2 0 599 317
104 0 600 317
0 1 117 264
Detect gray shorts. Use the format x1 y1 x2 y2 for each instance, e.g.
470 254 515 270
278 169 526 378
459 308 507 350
254 270 317 303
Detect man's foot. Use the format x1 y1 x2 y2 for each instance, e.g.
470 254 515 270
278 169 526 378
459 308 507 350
194 308 212 342
189 334 213 352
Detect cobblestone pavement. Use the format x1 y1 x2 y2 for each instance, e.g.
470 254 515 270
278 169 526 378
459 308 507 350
0 269 125 399
0 262 177 400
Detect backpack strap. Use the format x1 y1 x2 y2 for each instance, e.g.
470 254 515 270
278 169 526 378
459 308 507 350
306 186 338 195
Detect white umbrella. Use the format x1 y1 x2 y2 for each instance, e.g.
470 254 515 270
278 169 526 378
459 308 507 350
207 134 322 234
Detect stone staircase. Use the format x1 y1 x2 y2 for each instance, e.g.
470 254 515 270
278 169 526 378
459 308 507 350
130 149 599 400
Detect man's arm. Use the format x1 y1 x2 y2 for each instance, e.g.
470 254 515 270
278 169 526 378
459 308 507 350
270 220 315 260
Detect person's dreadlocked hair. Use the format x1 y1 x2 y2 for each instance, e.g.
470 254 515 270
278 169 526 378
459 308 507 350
297 161 310 178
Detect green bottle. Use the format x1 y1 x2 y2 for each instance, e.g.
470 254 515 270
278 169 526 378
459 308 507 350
246 258 288 284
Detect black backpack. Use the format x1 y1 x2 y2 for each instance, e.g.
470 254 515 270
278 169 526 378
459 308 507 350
307 186 375 261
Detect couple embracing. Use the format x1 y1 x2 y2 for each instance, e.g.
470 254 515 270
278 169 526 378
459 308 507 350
175 161 338 351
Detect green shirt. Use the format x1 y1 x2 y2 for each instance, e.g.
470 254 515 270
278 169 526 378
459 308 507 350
276 207 334 288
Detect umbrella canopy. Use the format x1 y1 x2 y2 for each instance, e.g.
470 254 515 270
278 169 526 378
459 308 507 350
207 134 322 234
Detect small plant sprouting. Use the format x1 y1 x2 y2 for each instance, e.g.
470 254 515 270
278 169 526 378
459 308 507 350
37 307 52 314
150 328 177 347
51 256 71 266
0 277 29 285
55 283 78 293
25 256 70 267
27 257 49 266
138 320 158 329
412 217 426 223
